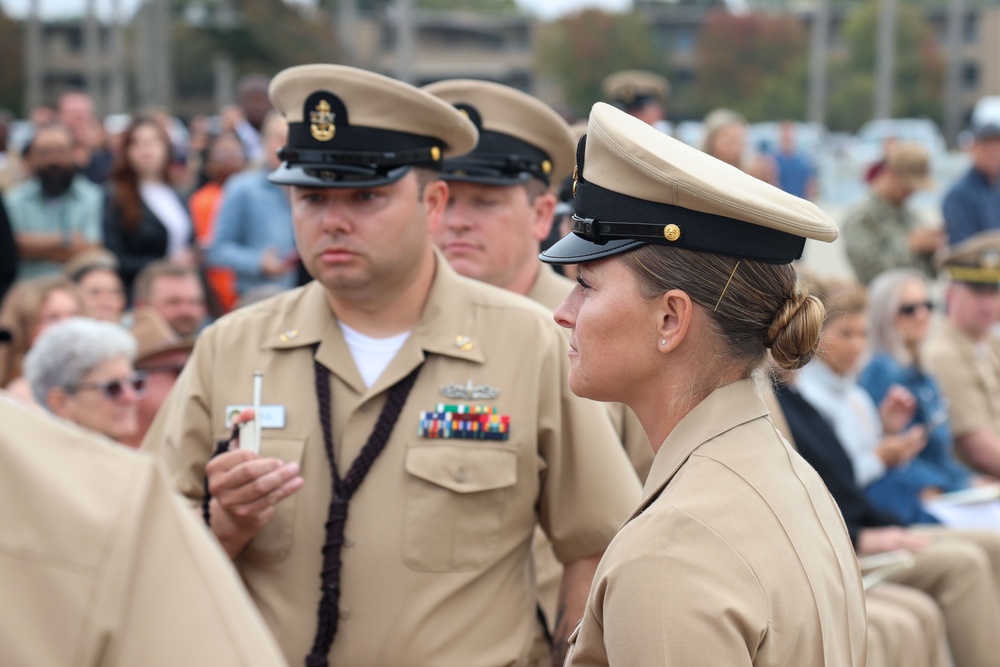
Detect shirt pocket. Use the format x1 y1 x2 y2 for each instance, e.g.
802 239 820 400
402 443 518 572
239 437 305 566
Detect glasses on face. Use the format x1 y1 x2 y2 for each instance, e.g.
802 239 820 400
72 371 147 400
898 300 934 316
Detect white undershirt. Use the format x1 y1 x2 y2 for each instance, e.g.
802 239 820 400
140 181 191 259
338 322 411 388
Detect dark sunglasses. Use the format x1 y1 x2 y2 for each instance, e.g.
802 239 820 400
898 300 934 316
72 371 147 400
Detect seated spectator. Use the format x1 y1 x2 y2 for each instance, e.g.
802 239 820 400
700 107 776 184
24 318 143 444
62 248 126 323
943 121 1000 245
4 123 103 281
59 91 114 185
861 268 977 498
103 116 196 297
189 131 246 314
207 112 297 300
843 142 946 284
797 280 937 524
125 308 193 447
0 275 83 403
132 261 206 337
925 231 1000 476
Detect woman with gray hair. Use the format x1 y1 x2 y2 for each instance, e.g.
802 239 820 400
24 317 145 445
859 268 976 516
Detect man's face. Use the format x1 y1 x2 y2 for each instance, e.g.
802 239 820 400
146 275 206 337
435 181 554 291
134 348 191 445
240 87 272 130
31 126 75 172
971 138 1000 181
59 93 94 139
290 171 447 299
948 282 1000 339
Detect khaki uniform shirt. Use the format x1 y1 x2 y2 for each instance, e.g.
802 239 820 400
143 257 641 667
0 395 287 667
565 379 868 666
924 320 1000 439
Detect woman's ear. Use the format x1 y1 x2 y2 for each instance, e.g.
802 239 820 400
46 387 72 419
656 289 694 353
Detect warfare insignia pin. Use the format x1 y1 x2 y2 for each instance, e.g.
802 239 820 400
310 99 336 142
440 379 499 400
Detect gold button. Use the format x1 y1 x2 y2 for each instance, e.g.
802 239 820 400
663 224 681 242
454 468 467 484
541 160 552 175
430 146 441 161
344 537 355 548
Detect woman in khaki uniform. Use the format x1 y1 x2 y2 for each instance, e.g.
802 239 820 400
539 103 867 665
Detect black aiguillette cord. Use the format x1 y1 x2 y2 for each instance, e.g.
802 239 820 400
305 354 424 667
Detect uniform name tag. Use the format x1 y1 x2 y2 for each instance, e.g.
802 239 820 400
225 405 287 429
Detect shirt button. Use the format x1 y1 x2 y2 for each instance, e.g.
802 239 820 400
339 609 351 621
454 468 467 484
343 537 355 548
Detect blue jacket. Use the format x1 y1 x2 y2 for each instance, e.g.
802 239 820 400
943 167 1000 245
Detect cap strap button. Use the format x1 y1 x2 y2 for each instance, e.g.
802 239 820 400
663 224 681 242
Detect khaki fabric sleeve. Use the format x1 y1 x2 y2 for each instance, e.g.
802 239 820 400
535 325 642 565
925 347 989 437
95 459 288 667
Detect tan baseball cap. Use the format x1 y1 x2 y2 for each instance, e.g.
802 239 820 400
885 142 933 191
936 230 1000 284
601 70 670 111
540 103 839 265
422 79 576 186
268 64 478 188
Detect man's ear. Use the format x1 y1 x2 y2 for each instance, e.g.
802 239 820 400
530 192 557 243
424 177 449 233
656 289 694 353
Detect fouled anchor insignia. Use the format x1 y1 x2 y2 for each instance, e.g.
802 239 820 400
310 99 336 141
440 379 500 400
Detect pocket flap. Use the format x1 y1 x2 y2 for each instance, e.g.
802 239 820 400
405 445 517 493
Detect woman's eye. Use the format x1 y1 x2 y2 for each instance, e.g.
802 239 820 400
576 276 592 291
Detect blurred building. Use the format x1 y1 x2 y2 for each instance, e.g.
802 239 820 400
24 20 116 111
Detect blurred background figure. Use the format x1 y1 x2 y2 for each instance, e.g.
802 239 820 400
224 73 273 168
772 121 818 201
58 92 113 186
207 113 296 301
104 117 196 297
0 275 84 404
24 318 143 445
843 142 946 284
4 123 103 282
131 261 206 338
0 109 25 191
0 198 16 305
943 122 1000 245
62 249 126 323
601 69 670 134
701 107 776 184
190 131 247 314
124 308 193 448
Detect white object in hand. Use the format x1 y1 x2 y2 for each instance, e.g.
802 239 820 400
239 372 263 455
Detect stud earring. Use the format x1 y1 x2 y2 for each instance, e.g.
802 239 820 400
660 339 666 345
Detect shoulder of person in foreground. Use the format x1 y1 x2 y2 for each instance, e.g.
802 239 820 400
0 394 288 667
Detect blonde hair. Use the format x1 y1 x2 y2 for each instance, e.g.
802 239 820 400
620 246 825 377
0 276 83 386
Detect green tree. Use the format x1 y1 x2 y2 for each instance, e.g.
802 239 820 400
695 10 808 121
535 9 661 118
827 0 944 131
0 8 23 114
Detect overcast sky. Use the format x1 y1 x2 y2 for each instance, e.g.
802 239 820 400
0 0 633 21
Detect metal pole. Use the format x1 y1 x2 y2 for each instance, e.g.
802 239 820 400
25 0 43 115
874 0 897 120
337 0 359 66
396 0 415 84
109 0 127 114
807 0 829 125
943 0 965 147
84 0 102 114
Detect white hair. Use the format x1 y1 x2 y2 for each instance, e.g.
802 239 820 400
867 268 926 367
24 317 137 408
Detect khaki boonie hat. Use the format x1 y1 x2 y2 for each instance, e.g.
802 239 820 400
885 142 933 191
937 231 1000 284
423 79 576 186
268 64 478 188
62 249 119 282
539 103 839 265
131 308 195 366
601 70 670 112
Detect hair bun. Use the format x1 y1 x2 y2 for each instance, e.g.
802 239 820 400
765 291 825 370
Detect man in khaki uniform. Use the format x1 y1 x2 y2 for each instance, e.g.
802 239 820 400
423 79 649 665
0 393 288 667
924 231 1000 477
142 65 641 667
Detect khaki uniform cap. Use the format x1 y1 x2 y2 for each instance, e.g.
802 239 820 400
268 64 478 188
936 230 1000 283
541 103 839 265
601 70 670 106
423 79 577 185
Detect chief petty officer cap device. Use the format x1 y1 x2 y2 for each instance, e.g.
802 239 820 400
268 64 478 189
540 103 839 266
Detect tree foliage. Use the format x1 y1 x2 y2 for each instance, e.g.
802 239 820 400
694 10 808 122
826 0 944 131
535 9 662 119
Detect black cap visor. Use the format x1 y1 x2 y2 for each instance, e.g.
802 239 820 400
269 162 412 189
540 229 646 265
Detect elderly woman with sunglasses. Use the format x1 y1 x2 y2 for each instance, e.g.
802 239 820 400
859 269 980 506
24 318 146 446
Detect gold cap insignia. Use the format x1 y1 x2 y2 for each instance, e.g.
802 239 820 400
310 99 336 142
663 224 681 242
541 160 552 175
572 165 578 197
431 146 441 161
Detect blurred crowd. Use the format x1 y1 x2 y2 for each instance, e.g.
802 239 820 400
2 67 1000 667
